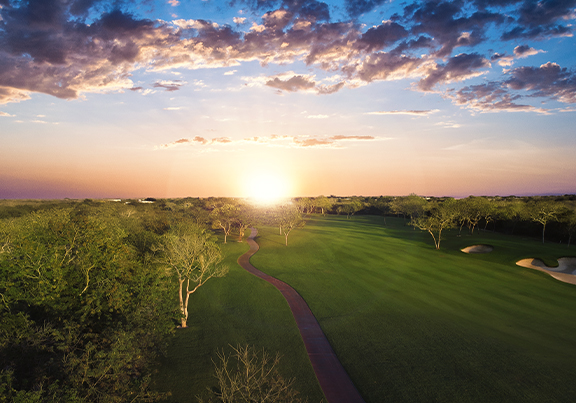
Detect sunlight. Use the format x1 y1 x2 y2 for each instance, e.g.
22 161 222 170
244 172 292 205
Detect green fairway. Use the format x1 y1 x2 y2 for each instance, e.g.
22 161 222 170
250 215 576 403
152 239 325 402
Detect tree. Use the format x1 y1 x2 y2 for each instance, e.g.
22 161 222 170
235 203 256 242
0 207 174 401
501 198 529 235
278 205 305 246
413 199 457 249
391 194 427 226
161 225 228 328
563 208 576 248
528 200 564 244
198 345 305 403
372 196 393 225
211 203 239 243
315 196 334 215
340 199 363 219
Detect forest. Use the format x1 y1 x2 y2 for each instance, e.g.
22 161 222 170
1 194 576 402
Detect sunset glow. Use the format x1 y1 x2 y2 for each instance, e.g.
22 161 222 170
244 172 292 205
1 1 576 198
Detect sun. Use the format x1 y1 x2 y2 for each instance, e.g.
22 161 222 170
245 172 291 205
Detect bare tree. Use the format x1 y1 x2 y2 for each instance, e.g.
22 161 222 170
198 345 305 403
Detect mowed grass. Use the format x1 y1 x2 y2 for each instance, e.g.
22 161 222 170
251 215 576 403
152 239 325 403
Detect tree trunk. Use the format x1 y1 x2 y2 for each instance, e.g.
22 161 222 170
427 229 440 250
542 223 546 244
178 278 187 328
182 285 191 328
285 233 288 246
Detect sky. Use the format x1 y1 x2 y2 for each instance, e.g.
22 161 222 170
1 0 576 199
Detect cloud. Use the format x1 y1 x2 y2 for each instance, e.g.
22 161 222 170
491 52 514 67
168 0 180 6
163 106 184 110
306 114 329 119
317 81 346 94
402 0 505 57
355 21 409 52
153 80 186 91
345 0 388 18
505 62 576 103
0 0 573 113
260 73 346 95
157 133 379 150
355 52 423 82
514 45 543 58
330 135 375 140
266 75 316 92
366 109 439 116
450 82 551 114
0 111 14 117
418 53 491 91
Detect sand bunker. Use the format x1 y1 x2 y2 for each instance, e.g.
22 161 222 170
516 258 576 285
461 244 494 254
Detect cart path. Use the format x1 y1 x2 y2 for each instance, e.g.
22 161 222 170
237 227 365 403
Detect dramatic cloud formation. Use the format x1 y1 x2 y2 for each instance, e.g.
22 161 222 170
0 0 574 110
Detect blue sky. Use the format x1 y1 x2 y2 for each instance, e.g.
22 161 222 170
1 0 576 198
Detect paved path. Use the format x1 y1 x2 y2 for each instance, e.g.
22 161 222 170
237 228 365 403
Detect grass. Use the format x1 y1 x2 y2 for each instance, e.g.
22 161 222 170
250 215 576 403
152 238 325 403
154 215 576 402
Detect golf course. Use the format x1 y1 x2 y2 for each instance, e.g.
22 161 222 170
154 214 576 403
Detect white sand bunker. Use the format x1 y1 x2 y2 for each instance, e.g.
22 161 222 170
461 244 494 254
516 258 576 285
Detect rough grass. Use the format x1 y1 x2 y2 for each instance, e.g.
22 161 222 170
251 215 576 403
155 215 576 402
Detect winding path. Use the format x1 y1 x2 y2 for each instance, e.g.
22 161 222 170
237 228 365 403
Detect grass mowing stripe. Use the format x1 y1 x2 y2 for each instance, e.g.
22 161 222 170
251 214 576 403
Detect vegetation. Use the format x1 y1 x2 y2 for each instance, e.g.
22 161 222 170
198 345 306 403
3 194 576 402
0 204 176 401
160 224 228 328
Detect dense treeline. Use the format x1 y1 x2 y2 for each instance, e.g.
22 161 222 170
0 199 224 402
302 195 576 246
